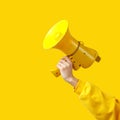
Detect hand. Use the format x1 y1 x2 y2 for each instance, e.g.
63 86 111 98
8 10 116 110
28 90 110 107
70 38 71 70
56 56 78 87
57 56 73 80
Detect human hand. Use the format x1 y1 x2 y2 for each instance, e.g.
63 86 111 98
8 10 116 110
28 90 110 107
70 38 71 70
56 56 78 87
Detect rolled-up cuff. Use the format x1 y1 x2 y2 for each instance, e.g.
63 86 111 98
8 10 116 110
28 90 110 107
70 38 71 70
74 80 86 95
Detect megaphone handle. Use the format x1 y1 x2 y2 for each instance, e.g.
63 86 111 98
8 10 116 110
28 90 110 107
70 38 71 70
50 55 73 77
51 68 61 77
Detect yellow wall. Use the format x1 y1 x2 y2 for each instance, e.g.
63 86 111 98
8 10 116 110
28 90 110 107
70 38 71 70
0 0 120 120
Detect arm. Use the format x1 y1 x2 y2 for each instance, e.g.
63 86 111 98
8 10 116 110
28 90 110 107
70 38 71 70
57 56 120 120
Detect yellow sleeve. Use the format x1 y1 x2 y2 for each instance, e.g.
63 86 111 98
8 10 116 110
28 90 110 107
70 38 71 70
74 80 120 120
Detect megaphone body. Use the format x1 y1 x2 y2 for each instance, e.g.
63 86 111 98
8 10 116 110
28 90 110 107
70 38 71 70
43 20 100 77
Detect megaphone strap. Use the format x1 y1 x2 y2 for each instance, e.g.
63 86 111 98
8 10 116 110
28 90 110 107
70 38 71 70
67 41 80 57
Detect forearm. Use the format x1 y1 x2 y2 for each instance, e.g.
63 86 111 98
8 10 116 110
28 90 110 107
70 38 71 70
65 76 120 120
57 56 120 120
64 76 79 87
73 80 120 120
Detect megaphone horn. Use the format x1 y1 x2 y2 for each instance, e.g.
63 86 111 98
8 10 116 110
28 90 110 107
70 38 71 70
43 20 101 77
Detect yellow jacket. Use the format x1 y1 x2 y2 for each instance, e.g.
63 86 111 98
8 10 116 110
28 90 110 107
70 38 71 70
74 80 120 120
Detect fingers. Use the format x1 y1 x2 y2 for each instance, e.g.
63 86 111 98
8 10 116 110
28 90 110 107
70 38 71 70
62 56 72 65
56 62 63 69
57 59 69 68
56 56 72 69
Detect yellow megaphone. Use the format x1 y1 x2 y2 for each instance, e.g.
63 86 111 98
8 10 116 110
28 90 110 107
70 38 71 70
43 20 101 77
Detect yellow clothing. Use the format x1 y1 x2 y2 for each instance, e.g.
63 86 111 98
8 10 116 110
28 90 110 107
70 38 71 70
74 80 120 120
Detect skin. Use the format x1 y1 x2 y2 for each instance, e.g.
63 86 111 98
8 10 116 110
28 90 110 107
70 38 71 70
57 57 120 120
56 56 79 87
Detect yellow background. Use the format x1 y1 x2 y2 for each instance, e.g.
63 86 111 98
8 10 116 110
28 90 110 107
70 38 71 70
0 0 120 120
